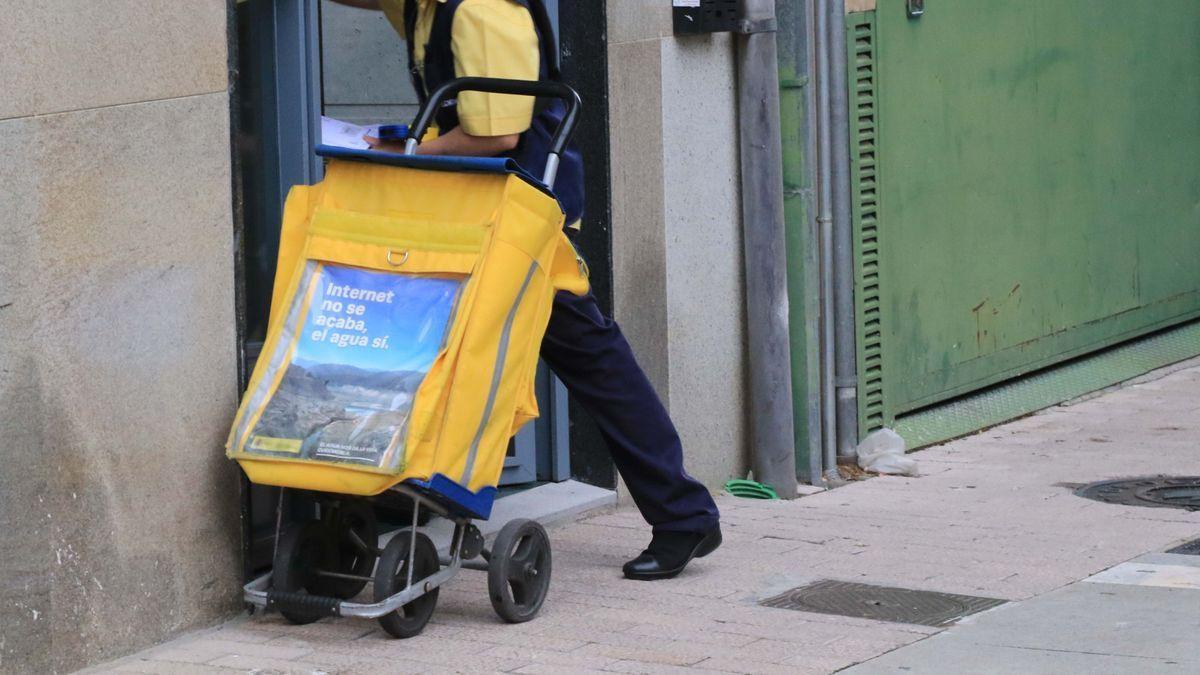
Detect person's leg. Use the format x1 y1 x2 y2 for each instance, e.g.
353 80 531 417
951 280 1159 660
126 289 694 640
539 288 719 534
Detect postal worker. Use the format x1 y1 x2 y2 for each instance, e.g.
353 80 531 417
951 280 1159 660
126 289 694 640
329 0 721 580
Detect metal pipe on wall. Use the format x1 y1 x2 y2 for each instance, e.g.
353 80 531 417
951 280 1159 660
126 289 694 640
735 0 798 499
775 0 825 484
828 0 859 461
813 0 840 482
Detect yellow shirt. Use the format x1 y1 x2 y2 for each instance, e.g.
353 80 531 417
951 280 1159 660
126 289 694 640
379 0 540 136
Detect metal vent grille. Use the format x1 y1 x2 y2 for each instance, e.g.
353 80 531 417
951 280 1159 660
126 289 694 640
703 0 738 24
1167 538 1200 556
849 12 885 436
761 580 1005 627
1075 476 1200 511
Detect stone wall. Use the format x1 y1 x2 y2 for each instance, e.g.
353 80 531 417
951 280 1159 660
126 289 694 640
0 3 241 672
607 1 749 488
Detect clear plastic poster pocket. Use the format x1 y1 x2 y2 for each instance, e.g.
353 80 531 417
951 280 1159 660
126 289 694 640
240 262 463 472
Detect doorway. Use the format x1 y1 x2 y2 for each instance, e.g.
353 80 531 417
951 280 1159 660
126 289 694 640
232 0 575 574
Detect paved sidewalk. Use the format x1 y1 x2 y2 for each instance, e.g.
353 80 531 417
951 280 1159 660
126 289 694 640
846 551 1200 674
92 365 1200 674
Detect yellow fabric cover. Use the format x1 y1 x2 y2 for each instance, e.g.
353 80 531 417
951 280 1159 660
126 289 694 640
228 158 587 496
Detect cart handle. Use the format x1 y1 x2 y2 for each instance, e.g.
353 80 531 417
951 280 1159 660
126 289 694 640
404 77 582 189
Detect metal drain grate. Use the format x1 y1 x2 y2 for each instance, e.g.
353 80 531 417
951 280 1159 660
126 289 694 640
1075 476 1200 511
760 580 1005 627
1166 538 1200 556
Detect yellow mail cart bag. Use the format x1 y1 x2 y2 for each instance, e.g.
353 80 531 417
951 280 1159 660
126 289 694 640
227 146 587 518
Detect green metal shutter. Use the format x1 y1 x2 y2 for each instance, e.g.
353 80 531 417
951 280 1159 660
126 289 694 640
849 12 885 438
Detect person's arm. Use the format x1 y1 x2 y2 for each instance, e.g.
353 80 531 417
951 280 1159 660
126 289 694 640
325 0 381 10
450 3 539 140
365 1 537 158
364 127 518 156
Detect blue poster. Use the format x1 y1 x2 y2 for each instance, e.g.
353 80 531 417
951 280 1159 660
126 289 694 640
247 264 462 470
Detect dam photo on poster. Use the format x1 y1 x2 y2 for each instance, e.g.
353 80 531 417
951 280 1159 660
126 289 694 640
247 264 462 471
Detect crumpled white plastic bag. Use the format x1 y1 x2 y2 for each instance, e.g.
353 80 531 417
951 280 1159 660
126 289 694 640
856 428 919 476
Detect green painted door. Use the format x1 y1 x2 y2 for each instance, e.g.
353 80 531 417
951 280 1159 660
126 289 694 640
851 1 1200 434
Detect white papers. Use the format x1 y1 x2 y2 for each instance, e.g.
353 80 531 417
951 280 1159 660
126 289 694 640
320 116 379 150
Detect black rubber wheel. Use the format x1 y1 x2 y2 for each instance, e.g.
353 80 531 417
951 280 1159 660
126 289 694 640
488 519 551 623
272 521 336 625
373 529 439 638
318 500 378 599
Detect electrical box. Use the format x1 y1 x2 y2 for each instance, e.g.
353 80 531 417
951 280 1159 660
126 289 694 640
672 0 739 35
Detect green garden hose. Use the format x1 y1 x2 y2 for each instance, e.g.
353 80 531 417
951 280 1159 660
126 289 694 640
724 479 779 500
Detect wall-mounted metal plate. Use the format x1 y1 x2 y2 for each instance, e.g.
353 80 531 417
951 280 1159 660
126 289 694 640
672 0 739 35
1075 476 1200 511
760 580 1005 627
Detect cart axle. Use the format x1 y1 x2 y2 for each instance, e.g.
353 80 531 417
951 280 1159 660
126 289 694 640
267 589 342 618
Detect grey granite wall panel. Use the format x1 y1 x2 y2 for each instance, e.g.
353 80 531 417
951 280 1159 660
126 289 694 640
661 34 749 486
0 92 240 673
607 38 672 397
0 1 227 120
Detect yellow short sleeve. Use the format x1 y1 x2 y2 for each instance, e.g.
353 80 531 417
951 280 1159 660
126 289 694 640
451 0 540 137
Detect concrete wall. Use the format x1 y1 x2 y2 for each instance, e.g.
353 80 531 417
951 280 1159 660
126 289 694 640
0 3 241 672
607 2 749 487
320 0 420 126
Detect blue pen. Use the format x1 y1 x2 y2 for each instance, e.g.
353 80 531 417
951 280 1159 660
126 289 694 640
377 124 409 141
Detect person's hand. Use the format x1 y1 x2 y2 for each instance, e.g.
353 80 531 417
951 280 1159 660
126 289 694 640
363 134 407 153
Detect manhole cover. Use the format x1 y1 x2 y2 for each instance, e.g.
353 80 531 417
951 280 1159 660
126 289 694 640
1075 476 1200 511
1166 538 1200 556
760 580 1005 627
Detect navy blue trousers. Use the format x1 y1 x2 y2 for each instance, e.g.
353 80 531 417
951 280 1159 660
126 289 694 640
539 287 720 534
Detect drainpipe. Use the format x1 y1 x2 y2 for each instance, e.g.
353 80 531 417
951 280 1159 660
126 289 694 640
813 0 841 482
776 0 824 484
735 0 798 499
828 0 859 462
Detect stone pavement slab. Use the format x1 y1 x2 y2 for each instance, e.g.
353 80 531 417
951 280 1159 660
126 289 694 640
845 581 1200 674
1084 562 1200 590
88 366 1200 674
845 639 1192 675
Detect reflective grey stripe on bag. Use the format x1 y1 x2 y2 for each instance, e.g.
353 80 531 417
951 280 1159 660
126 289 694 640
235 261 319 452
461 261 538 482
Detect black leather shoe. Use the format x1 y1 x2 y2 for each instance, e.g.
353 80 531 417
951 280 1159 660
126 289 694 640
622 526 722 580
